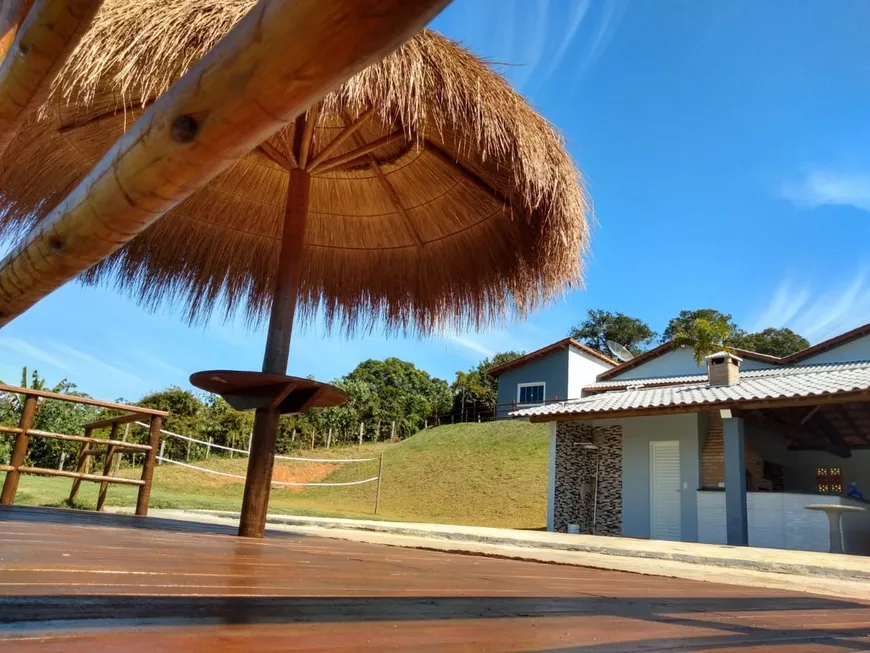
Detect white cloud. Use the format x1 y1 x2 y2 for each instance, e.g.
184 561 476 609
446 334 496 359
781 170 870 213
539 0 590 80
0 337 71 372
749 270 870 343
46 340 147 387
748 281 811 333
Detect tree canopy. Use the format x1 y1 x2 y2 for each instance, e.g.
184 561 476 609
671 316 734 365
569 309 657 356
451 351 524 416
733 328 809 358
662 309 744 343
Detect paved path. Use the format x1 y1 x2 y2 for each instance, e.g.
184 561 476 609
2 506 870 652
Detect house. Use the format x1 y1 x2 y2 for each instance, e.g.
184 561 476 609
487 338 616 417
512 322 870 555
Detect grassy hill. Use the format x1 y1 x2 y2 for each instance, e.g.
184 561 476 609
9 420 549 529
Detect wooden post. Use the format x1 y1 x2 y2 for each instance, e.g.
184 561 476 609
185 438 191 461
67 429 91 504
374 453 385 514
239 163 311 539
326 427 332 449
376 420 381 442
96 422 120 512
206 437 212 459
112 423 129 476
0 393 37 504
135 415 162 517
390 420 396 442
230 432 235 458
291 428 297 442
359 422 364 446
158 440 165 465
58 451 66 471
311 430 315 450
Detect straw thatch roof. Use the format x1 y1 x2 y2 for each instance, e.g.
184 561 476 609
0 0 590 335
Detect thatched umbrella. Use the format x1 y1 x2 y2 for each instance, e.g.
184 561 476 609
0 0 590 537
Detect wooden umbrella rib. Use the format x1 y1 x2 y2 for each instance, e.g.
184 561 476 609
368 158 424 247
307 106 376 170
425 139 513 209
258 142 295 170
312 129 406 173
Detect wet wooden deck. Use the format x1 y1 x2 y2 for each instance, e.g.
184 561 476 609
1 506 869 652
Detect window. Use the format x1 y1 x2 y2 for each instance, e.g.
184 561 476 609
816 467 842 495
517 382 545 406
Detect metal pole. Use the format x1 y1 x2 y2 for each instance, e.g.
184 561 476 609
374 453 385 514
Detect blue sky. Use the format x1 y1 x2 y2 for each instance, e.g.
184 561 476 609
3 0 870 400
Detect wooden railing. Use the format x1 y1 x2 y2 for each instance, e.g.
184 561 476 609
0 384 168 516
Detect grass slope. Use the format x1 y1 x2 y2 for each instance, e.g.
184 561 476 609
7 420 549 529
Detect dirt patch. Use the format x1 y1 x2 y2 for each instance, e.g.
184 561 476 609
272 461 339 493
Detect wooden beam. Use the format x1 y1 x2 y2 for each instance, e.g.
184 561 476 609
835 403 870 445
526 389 870 424
307 106 376 170
258 142 296 170
311 129 406 173
800 405 822 425
0 384 168 416
0 0 452 327
17 466 145 486
26 428 153 451
0 0 35 64
0 0 104 157
83 413 147 431
741 412 851 459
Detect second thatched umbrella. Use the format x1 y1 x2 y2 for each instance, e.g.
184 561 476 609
0 0 590 537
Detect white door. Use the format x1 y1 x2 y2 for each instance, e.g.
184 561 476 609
650 440 682 541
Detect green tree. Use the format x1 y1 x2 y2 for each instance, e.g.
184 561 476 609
451 351 524 418
568 309 657 356
662 309 744 343
672 316 734 366
0 368 100 468
135 386 206 460
733 327 809 358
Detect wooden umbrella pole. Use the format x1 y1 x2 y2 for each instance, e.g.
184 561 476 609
239 132 311 537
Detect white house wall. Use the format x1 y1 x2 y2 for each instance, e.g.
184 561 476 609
609 346 774 381
593 414 702 542
801 333 870 364
567 347 614 399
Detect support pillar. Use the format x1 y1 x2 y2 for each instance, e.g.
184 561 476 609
238 151 311 538
723 413 748 546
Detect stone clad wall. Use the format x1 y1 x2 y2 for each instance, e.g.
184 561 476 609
553 422 623 535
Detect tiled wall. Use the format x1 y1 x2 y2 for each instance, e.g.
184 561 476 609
553 422 622 535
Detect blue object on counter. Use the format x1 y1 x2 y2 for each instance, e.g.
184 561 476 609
848 481 864 500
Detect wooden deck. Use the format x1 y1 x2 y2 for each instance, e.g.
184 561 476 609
1 506 869 652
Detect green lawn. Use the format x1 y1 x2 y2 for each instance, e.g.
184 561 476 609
7 421 549 528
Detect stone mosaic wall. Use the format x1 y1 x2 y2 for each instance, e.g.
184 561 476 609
553 422 622 535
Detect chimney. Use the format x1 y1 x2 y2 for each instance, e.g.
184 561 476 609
705 351 742 387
